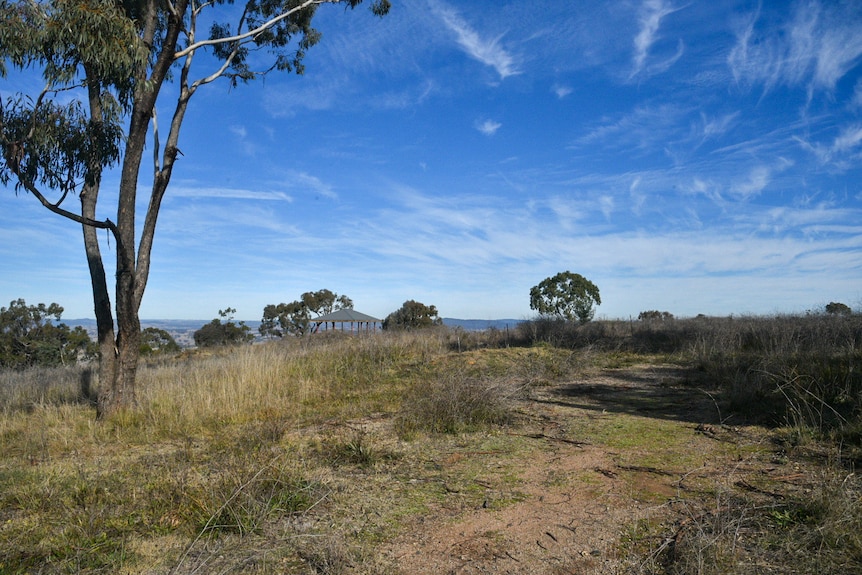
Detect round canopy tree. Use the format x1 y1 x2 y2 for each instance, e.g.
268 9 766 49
825 302 852 316
383 300 442 330
529 271 601 324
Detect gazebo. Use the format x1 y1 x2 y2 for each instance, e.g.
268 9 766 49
311 309 382 333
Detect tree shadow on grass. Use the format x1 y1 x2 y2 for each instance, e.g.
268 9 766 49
536 365 733 426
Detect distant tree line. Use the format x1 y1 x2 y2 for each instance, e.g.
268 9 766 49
257 291 444 336
6 290 854 362
0 299 95 368
638 310 674 321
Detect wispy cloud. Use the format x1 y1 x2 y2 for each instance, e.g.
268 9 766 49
262 77 342 116
796 123 862 170
553 84 573 99
598 195 615 220
171 186 293 201
686 177 724 204
430 0 519 79
853 79 862 109
730 165 771 198
698 111 739 141
630 0 682 79
374 80 436 110
476 119 502 136
728 1 862 97
230 124 258 156
289 172 338 200
833 124 862 155
344 185 862 315
576 103 689 152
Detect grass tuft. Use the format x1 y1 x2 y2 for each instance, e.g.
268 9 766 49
395 370 520 437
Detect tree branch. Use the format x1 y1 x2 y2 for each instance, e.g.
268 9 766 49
173 0 329 59
152 107 160 174
19 177 118 238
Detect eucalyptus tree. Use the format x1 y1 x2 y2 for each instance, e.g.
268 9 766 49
529 271 601 324
193 307 253 347
382 299 442 330
0 0 389 417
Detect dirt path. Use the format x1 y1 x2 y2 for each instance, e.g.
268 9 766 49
378 365 757 575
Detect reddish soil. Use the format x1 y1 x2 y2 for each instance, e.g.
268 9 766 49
379 365 754 575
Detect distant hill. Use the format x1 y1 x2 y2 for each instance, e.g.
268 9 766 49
442 318 523 331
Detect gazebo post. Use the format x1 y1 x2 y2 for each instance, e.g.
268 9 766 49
308 309 382 335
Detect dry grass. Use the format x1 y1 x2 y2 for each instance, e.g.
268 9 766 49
1 320 860 574
0 330 563 574
627 460 862 575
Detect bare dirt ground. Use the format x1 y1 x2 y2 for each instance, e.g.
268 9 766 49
377 365 782 575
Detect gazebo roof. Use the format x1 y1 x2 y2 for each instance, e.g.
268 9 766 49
313 309 381 323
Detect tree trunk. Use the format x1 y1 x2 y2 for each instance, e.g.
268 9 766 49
80 75 122 417
92 0 173 417
82 186 120 417
107 232 141 415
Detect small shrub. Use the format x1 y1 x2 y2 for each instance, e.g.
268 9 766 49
395 371 518 437
190 458 317 537
315 425 385 467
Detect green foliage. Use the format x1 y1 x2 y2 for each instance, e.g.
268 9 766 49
206 0 389 84
0 0 142 193
303 288 353 316
0 95 124 194
0 0 146 89
529 271 601 323
139 327 180 356
382 300 442 330
260 289 353 338
825 301 852 316
0 299 94 368
193 308 253 348
638 310 674 321
261 301 310 338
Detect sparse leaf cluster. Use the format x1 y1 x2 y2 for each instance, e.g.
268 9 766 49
139 327 180 356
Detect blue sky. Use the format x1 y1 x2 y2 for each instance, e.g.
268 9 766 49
2 0 862 321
